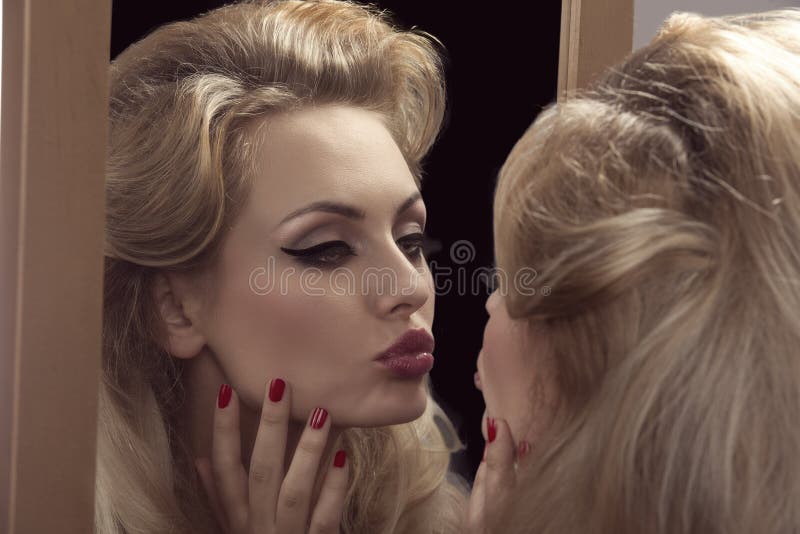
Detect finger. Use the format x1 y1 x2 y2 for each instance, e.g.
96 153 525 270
195 457 231 534
276 406 331 532
483 418 517 526
307 449 349 534
465 454 488 533
211 383 249 532
248 377 291 528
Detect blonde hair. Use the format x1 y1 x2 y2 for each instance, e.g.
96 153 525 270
96 1 466 532
493 9 800 534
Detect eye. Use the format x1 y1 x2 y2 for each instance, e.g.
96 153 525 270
397 232 429 261
280 240 356 268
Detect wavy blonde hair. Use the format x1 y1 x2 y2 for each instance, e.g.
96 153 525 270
493 9 800 534
96 2 466 533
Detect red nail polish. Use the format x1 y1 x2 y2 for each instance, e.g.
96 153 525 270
334 450 347 468
218 383 232 409
487 417 497 443
309 407 328 429
517 440 531 459
269 378 285 403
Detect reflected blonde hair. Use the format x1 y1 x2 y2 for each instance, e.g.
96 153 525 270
494 9 800 534
96 2 466 533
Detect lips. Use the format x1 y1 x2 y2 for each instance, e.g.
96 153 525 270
375 328 435 360
375 328 435 378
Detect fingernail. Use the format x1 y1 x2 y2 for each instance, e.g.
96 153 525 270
269 378 286 403
517 440 531 460
309 407 328 429
334 449 347 468
217 383 232 409
487 417 497 443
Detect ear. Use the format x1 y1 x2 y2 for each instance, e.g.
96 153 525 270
152 272 207 359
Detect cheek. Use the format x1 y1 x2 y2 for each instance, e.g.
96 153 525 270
480 315 534 425
480 316 515 402
206 266 362 405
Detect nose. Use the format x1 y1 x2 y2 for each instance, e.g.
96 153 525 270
368 245 432 318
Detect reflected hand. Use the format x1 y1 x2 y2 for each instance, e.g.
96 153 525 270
194 378 349 534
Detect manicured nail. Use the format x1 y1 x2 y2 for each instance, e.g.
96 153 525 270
487 417 497 443
334 449 347 468
517 440 531 460
309 407 328 429
269 378 286 403
218 383 232 409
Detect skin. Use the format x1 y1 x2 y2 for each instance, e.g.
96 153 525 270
152 105 436 517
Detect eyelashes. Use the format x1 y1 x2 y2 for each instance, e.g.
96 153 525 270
280 232 431 268
280 240 355 268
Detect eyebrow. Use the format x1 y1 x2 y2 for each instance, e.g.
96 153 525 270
277 191 423 227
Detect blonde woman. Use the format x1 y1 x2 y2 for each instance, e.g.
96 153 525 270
98 1 467 532
468 9 800 534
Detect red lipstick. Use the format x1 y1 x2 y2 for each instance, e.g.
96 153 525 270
375 328 435 378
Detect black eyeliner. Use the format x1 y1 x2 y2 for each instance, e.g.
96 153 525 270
280 240 351 257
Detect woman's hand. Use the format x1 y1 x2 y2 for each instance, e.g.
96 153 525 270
465 418 528 534
194 378 349 534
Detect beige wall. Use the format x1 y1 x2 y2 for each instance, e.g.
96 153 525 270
634 0 799 48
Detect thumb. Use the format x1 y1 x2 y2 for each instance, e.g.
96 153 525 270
465 451 489 533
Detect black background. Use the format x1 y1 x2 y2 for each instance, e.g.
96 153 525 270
111 1 561 481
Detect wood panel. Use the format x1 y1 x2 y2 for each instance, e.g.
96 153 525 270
558 0 635 98
1 0 111 532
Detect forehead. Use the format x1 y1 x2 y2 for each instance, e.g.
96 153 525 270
244 105 417 222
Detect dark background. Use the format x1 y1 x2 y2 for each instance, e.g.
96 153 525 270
111 1 561 482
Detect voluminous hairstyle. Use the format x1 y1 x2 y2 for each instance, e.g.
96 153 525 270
97 1 466 533
494 9 800 534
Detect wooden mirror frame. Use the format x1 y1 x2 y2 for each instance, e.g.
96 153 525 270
1 0 110 532
0 0 631 530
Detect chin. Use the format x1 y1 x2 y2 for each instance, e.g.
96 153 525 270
390 392 428 423
344 383 428 427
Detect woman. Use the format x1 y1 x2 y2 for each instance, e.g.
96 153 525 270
470 9 800 534
98 1 466 532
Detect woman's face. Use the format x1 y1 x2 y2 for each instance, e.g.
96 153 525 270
194 105 435 427
477 290 555 449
